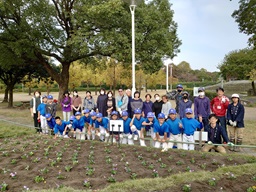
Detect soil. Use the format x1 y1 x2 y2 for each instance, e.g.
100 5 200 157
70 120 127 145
0 135 255 192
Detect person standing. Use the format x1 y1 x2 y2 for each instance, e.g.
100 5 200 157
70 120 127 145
210 87 229 133
96 88 107 115
178 91 192 119
83 91 96 111
61 91 72 121
71 90 82 115
142 94 153 117
37 95 48 134
161 95 172 119
126 89 133 118
116 88 128 114
130 91 143 117
174 84 184 114
45 95 57 118
30 90 42 132
194 87 210 131
152 94 163 117
104 91 116 117
227 94 245 151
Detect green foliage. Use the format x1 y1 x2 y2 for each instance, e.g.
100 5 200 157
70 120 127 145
0 122 34 138
232 0 256 46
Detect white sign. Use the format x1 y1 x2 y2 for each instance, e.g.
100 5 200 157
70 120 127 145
193 87 200 97
194 131 208 141
109 120 124 132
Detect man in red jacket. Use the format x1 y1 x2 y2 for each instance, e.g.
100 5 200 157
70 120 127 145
210 87 229 134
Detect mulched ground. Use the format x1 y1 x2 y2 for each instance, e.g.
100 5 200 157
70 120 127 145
0 135 255 191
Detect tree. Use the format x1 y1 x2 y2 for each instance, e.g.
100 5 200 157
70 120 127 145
232 0 256 46
248 69 256 95
218 48 256 81
0 0 181 100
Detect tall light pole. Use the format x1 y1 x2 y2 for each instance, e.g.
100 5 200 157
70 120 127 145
170 64 173 90
130 0 136 97
166 64 169 92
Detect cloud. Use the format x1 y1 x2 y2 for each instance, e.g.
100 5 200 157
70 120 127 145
171 0 249 72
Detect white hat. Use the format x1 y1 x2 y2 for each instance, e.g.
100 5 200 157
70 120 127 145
231 94 239 98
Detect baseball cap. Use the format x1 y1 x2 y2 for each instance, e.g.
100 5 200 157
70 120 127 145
147 112 154 118
134 109 142 114
177 84 183 88
96 113 103 118
42 95 47 99
90 111 97 116
169 108 177 114
231 93 239 98
111 111 119 116
47 95 53 99
83 109 90 114
69 115 75 121
75 112 81 116
45 113 51 119
158 113 165 119
122 111 128 117
182 91 189 95
185 108 193 114
198 87 205 92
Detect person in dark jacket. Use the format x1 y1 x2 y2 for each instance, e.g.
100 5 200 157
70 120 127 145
96 88 107 115
174 84 184 114
227 93 245 151
201 114 230 154
194 87 210 131
152 94 163 117
104 91 116 117
178 91 192 119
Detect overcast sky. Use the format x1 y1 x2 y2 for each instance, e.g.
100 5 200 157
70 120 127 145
164 0 250 72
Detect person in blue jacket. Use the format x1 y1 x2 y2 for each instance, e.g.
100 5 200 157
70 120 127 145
166 108 183 150
178 91 192 119
121 111 133 145
63 115 75 138
83 109 91 139
72 112 85 140
153 113 169 150
46 113 56 135
89 111 97 140
142 112 157 146
182 108 203 150
95 113 109 142
53 116 69 139
129 109 146 146
37 95 48 134
226 94 245 151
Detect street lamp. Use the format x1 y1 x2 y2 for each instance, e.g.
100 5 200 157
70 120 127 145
170 64 173 90
130 0 136 97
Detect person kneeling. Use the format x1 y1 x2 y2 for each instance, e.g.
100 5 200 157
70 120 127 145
202 114 232 154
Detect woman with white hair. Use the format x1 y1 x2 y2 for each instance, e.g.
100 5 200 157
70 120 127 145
226 93 245 152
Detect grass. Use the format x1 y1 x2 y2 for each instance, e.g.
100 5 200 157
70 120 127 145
0 121 35 138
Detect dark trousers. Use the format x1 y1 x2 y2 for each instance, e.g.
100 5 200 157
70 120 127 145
217 116 227 134
33 113 41 133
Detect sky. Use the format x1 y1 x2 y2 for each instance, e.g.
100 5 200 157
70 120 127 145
164 0 250 72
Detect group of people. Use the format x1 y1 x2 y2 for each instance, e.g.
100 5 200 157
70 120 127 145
29 85 245 153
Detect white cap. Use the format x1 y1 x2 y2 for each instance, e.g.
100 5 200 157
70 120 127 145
231 94 239 98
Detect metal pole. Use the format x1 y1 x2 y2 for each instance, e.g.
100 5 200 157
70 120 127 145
170 64 173 90
166 64 168 92
130 5 136 97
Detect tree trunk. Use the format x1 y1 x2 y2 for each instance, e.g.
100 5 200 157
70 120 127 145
8 84 14 108
2 87 8 103
28 87 32 95
252 81 256 95
58 65 70 102
145 81 148 92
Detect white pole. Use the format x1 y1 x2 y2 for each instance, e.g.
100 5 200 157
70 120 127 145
166 64 168 92
170 64 173 90
130 4 136 97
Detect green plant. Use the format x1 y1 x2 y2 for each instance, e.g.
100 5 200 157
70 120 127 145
148 163 154 170
152 169 159 178
208 178 216 186
83 179 91 188
168 168 173 173
21 154 28 159
137 154 143 160
176 160 184 165
32 157 41 163
160 163 167 168
34 175 44 183
0 182 8 191
182 184 191 192
104 148 111 154
200 163 207 170
85 166 95 176
107 175 116 183
227 156 233 161
141 160 147 166
226 172 236 180
201 153 207 159
64 165 73 172
40 167 49 174
130 172 137 180
25 165 30 171
190 158 195 164
57 171 66 179
11 159 17 164
9 172 17 179
50 160 57 167
247 186 256 192
29 151 34 156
